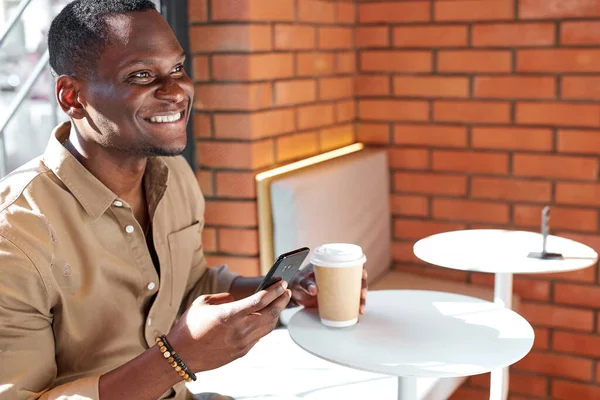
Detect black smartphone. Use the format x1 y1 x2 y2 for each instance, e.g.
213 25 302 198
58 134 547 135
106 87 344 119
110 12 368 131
255 247 310 293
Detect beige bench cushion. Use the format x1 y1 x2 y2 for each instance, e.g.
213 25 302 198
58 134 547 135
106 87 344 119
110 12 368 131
270 148 391 283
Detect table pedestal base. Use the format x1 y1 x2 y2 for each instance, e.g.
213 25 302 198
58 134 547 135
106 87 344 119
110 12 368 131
490 272 513 400
398 377 417 400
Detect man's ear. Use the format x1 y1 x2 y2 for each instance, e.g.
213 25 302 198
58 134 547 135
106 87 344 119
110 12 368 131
56 76 85 119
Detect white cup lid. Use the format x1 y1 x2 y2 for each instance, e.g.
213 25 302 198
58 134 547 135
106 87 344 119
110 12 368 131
310 243 366 267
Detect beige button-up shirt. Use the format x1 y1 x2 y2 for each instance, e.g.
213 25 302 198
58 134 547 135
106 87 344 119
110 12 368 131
0 122 238 399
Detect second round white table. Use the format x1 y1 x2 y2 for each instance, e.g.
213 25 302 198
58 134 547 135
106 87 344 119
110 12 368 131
288 290 535 400
413 229 599 400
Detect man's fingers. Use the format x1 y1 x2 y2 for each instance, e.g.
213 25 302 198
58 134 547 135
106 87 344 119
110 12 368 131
360 290 366 315
253 288 291 323
360 266 368 316
296 274 317 295
192 292 234 307
268 288 292 319
245 289 292 341
227 280 288 317
292 289 318 308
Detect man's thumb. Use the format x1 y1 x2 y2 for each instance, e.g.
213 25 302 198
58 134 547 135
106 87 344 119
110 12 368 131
193 292 234 307
204 292 235 305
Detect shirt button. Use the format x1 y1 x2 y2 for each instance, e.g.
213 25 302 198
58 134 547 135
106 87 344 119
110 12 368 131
125 225 135 233
113 200 123 207
147 282 156 291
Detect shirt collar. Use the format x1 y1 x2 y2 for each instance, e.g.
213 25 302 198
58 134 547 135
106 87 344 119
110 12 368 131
42 121 169 220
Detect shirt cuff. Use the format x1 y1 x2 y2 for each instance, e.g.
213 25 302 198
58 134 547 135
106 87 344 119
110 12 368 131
214 264 240 293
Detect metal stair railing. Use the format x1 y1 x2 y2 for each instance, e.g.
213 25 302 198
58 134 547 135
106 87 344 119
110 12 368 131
0 0 56 178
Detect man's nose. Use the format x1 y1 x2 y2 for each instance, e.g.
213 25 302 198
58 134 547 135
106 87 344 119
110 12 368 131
155 78 185 103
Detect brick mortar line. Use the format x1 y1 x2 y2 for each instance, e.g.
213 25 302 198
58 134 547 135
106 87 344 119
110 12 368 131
365 122 600 132
208 113 216 139
427 99 434 122
513 348 600 365
353 45 600 50
555 20 562 47
541 327 600 336
429 0 435 21
188 16 600 29
356 96 600 105
192 98 355 114
293 0 298 23
389 174 557 183
206 54 214 82
385 195 600 213
509 100 516 125
386 24 393 49
197 120 356 139
189 21 355 27
551 127 559 154
209 170 217 197
193 105 354 118
354 43 582 50
374 143 600 160
359 96 511 102
354 72 600 77
393 259 596 287
195 74 357 83
192 48 355 56
511 296 600 312
467 74 474 97
205 0 212 23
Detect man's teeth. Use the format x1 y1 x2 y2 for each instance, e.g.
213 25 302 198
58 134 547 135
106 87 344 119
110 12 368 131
149 112 182 123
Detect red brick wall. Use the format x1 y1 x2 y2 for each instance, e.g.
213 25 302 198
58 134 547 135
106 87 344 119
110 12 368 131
355 0 600 399
188 0 356 276
189 0 600 398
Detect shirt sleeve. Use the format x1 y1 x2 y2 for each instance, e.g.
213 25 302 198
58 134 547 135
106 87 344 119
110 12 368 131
178 218 239 313
0 236 100 400
175 156 240 312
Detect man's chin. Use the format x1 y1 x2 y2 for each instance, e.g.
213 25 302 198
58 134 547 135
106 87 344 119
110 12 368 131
145 146 186 157
124 142 186 158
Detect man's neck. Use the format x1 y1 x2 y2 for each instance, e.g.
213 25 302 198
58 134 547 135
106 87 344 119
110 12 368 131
64 124 147 212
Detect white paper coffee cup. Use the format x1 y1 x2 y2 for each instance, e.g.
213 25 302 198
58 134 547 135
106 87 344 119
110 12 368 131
310 243 366 328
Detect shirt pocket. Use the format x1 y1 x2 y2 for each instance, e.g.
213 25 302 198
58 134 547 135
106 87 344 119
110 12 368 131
167 221 201 306
50 257 82 296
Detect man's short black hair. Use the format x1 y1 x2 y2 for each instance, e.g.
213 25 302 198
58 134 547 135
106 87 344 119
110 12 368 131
48 0 157 78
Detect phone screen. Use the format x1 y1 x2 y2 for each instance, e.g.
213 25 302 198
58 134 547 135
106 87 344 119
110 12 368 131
255 247 310 292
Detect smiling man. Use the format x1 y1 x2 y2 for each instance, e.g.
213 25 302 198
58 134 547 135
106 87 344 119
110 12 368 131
0 1 367 399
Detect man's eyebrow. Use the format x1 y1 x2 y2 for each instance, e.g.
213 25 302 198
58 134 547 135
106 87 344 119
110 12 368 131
120 51 187 69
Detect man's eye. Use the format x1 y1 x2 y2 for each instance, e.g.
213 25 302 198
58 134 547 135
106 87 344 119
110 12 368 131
133 71 151 79
172 65 184 74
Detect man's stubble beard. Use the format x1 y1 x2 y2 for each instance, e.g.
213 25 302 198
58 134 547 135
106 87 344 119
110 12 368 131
133 144 186 157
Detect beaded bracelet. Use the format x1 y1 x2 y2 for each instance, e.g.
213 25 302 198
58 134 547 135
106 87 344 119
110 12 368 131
155 335 197 382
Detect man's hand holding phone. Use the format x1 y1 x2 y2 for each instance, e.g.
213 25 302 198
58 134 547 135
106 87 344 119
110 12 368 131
167 280 291 373
255 246 369 316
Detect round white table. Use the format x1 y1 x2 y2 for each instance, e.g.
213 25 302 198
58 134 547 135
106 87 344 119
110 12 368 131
287 290 535 400
413 229 598 400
